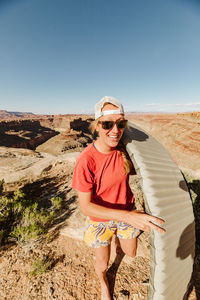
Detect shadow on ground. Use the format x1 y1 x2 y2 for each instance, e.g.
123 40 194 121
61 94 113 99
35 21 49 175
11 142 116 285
184 178 200 299
107 248 125 298
0 120 58 149
22 177 77 236
0 175 77 248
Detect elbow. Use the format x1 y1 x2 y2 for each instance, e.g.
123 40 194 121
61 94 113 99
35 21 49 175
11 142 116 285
78 191 93 217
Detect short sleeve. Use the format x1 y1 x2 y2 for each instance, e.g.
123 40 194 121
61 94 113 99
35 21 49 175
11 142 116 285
72 155 94 192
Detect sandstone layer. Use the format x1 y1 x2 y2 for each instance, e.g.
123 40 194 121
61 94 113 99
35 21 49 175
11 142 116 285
127 112 200 178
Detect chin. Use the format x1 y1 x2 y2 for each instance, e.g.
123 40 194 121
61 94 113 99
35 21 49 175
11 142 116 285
108 140 120 148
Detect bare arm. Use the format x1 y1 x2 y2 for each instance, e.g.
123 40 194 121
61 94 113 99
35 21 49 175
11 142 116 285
78 191 165 234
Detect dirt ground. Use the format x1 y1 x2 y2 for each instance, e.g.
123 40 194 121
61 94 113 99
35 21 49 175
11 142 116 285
0 234 151 300
0 152 150 300
0 233 197 300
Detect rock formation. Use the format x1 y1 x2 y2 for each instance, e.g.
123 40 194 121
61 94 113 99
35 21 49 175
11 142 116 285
0 119 58 149
127 112 200 178
0 115 94 188
0 115 93 152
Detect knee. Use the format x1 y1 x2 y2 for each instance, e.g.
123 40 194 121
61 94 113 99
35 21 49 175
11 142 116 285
123 247 137 258
95 256 109 273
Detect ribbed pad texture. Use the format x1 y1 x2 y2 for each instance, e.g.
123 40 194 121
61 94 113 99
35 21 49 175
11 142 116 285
122 122 195 300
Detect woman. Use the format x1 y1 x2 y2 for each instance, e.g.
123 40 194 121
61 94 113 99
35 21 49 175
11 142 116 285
72 96 165 300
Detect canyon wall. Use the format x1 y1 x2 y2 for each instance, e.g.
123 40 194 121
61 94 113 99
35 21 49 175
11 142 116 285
126 112 200 175
0 119 57 149
0 115 93 150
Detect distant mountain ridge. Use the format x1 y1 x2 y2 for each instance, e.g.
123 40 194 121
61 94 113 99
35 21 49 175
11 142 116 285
0 110 36 119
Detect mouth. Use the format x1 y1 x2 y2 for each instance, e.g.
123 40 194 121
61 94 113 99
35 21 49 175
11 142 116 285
108 135 120 141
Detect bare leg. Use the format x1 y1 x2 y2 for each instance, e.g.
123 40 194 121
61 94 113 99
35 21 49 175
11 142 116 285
112 234 122 255
94 245 112 300
119 237 138 258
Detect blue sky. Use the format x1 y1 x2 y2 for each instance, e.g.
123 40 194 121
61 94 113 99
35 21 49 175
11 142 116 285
0 0 200 114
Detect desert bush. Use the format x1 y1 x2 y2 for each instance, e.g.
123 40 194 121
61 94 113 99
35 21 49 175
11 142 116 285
0 179 4 196
0 181 62 245
50 196 63 209
183 172 200 265
62 140 80 151
11 204 55 243
183 172 199 202
29 255 54 277
0 196 11 222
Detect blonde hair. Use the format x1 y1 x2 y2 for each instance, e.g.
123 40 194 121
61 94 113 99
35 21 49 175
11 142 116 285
116 143 134 175
89 119 134 175
89 119 98 135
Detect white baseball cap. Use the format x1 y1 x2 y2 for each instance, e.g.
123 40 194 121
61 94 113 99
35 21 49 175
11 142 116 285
95 96 124 120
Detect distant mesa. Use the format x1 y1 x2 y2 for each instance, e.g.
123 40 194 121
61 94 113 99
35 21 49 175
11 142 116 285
0 110 37 120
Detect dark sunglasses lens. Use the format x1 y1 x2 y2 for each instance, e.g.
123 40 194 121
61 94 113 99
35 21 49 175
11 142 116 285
117 120 127 128
102 121 114 129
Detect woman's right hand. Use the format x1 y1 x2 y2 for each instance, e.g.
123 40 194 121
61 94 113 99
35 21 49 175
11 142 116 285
126 210 165 233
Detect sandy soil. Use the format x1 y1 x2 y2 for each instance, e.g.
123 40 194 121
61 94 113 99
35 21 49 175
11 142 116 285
0 234 151 300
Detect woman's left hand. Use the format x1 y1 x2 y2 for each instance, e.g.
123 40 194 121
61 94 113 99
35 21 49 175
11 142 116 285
125 210 165 233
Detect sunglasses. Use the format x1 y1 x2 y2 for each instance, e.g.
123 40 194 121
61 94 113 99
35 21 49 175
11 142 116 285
98 119 128 130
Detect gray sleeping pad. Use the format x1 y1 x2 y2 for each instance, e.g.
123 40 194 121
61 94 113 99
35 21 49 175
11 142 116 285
122 122 195 300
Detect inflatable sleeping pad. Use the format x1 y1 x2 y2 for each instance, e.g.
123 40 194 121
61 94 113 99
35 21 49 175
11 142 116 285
122 122 195 300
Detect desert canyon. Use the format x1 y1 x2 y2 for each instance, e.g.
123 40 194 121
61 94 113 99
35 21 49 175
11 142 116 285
0 110 199 300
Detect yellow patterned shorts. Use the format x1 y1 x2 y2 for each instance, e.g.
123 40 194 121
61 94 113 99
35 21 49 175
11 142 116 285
84 218 140 248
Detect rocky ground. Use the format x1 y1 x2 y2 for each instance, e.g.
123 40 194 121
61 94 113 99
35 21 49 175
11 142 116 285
0 234 151 300
0 113 199 299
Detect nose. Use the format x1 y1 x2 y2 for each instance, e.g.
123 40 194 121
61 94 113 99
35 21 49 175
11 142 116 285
110 123 119 133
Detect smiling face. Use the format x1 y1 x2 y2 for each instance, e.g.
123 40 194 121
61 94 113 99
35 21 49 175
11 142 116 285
95 103 125 153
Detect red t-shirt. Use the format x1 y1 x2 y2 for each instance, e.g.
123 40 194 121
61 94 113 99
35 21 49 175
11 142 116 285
72 143 135 222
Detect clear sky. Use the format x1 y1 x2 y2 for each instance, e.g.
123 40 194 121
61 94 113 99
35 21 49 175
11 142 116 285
0 0 200 114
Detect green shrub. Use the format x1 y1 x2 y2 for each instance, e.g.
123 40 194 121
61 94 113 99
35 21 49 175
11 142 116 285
50 196 63 209
11 224 43 242
0 196 12 222
11 204 55 243
0 179 4 196
0 180 62 245
183 172 199 203
29 255 54 277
